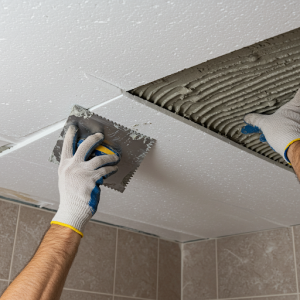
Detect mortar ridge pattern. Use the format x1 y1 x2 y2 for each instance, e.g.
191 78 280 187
130 28 300 169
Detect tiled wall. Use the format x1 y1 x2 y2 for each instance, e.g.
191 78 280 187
0 199 181 300
183 227 300 300
3 196 300 300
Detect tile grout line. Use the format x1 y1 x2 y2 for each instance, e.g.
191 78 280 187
183 238 213 245
110 225 159 240
216 226 292 240
156 239 160 300
214 292 299 300
0 198 164 242
115 294 156 300
216 239 218 299
0 197 57 214
63 287 156 300
112 228 119 300
292 227 299 299
0 279 9 282
0 95 123 158
8 205 20 281
63 288 112 296
181 243 184 300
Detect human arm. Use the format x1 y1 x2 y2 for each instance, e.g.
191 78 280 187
1 225 80 300
241 88 300 179
287 140 300 180
1 125 119 300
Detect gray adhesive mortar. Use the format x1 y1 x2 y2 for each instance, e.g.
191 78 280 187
130 28 300 169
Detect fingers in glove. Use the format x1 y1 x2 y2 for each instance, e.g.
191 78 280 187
259 134 267 143
85 154 120 170
103 167 118 179
244 113 266 128
89 185 101 215
93 166 118 184
241 113 267 134
61 125 78 161
74 133 104 162
241 124 261 134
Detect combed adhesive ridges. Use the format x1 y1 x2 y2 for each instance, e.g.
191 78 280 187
130 28 300 168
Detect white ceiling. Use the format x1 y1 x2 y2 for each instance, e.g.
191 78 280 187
1 0 300 241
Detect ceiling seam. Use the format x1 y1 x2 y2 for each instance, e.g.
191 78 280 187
95 210 205 240
0 95 123 158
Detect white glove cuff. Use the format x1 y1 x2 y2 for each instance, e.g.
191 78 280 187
283 138 300 164
51 206 92 237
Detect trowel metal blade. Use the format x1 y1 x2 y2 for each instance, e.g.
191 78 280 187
49 105 156 193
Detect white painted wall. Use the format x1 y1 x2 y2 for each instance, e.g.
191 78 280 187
1 0 300 241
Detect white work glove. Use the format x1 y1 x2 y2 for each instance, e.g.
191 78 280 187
51 125 119 237
241 88 300 163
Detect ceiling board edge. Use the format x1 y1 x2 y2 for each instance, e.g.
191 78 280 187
123 91 293 173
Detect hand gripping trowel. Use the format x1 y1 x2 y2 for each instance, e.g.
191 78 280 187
49 105 156 193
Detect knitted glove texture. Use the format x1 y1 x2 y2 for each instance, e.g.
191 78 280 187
51 125 119 236
241 88 300 163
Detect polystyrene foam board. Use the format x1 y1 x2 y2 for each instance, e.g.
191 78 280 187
0 155 59 208
91 95 293 236
0 68 121 138
2 0 300 138
1 94 297 240
94 211 203 242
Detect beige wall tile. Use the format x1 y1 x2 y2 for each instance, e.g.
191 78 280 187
0 280 8 295
114 297 137 300
158 240 181 300
218 228 297 298
292 225 300 289
61 289 112 300
0 201 18 280
11 206 53 279
233 296 298 300
65 222 117 294
183 240 216 300
115 230 158 299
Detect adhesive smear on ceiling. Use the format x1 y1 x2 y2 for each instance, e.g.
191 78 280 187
130 28 300 169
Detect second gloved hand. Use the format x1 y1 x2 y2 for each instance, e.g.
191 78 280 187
51 125 119 237
241 88 300 163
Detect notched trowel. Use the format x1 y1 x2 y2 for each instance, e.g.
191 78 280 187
49 105 156 193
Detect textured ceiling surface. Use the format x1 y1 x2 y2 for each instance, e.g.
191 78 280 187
131 28 300 169
2 93 300 242
1 0 300 139
1 1 300 241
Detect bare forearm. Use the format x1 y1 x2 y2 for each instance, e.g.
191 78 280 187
288 141 300 181
1 224 81 300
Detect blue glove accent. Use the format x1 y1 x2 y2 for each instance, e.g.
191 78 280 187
77 138 119 215
259 134 267 143
241 123 276 152
72 130 78 156
88 177 103 215
88 169 118 215
77 139 120 164
84 140 104 161
241 124 261 134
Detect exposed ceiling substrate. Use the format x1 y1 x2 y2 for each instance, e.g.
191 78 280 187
1 1 300 242
131 28 300 169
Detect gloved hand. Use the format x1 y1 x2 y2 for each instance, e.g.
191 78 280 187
241 88 300 163
51 125 119 237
